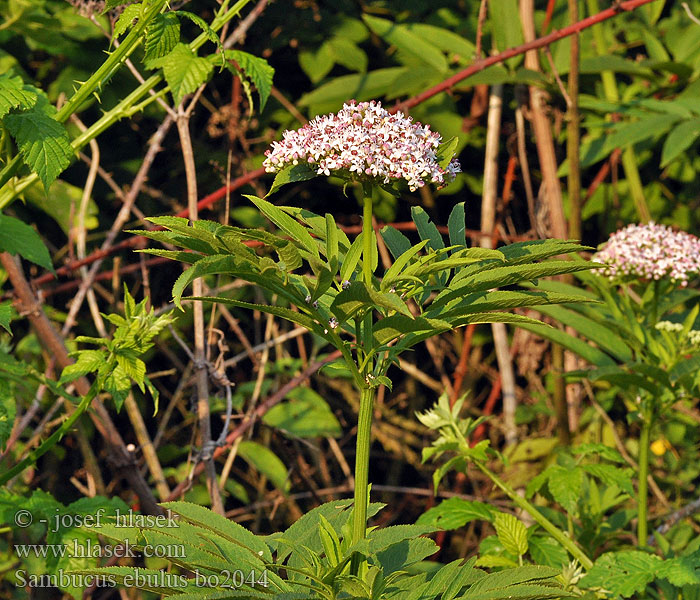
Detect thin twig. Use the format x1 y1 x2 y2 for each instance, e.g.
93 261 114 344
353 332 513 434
393 0 657 113
166 350 342 501
176 104 224 514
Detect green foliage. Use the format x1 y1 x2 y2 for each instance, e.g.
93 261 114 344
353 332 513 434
0 213 54 272
150 43 214 106
262 386 342 438
61 286 174 412
70 498 575 599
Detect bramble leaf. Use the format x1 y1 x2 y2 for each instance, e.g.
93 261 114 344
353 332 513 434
143 12 180 65
581 551 662 598
0 74 37 119
149 43 213 106
223 50 275 111
416 498 494 530
4 106 73 190
113 4 142 39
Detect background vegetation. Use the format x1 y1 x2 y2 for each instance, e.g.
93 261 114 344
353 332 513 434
2 0 700 598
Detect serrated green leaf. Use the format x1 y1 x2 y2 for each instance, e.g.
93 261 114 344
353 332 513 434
247 195 318 257
581 463 634 496
581 551 662 598
528 536 568 568
381 225 412 260
0 74 38 119
238 440 290 494
223 50 274 111
657 551 700 587
143 12 179 65
494 512 528 557
175 10 223 54
115 354 146 388
162 501 271 562
0 214 54 272
4 106 73 190
331 280 411 321
113 4 142 39
412 206 445 252
60 350 105 383
546 465 582 515
149 43 213 106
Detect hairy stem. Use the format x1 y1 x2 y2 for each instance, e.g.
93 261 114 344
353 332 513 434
475 461 593 569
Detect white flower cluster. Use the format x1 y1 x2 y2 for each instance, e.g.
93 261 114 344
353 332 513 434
263 100 461 192
655 321 700 347
655 321 683 333
593 223 700 286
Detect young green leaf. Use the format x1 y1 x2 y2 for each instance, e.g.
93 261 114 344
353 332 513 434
113 4 142 39
493 512 528 558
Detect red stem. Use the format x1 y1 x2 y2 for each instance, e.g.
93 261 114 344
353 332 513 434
391 0 658 113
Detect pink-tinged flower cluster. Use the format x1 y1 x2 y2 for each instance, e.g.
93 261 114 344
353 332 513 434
593 223 700 286
263 100 461 192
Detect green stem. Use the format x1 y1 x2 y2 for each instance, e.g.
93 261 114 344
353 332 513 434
55 1 168 124
650 279 659 327
474 461 593 569
638 416 651 547
0 378 101 486
351 385 375 570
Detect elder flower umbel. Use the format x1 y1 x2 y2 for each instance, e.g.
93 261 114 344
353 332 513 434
593 222 700 286
263 100 461 191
